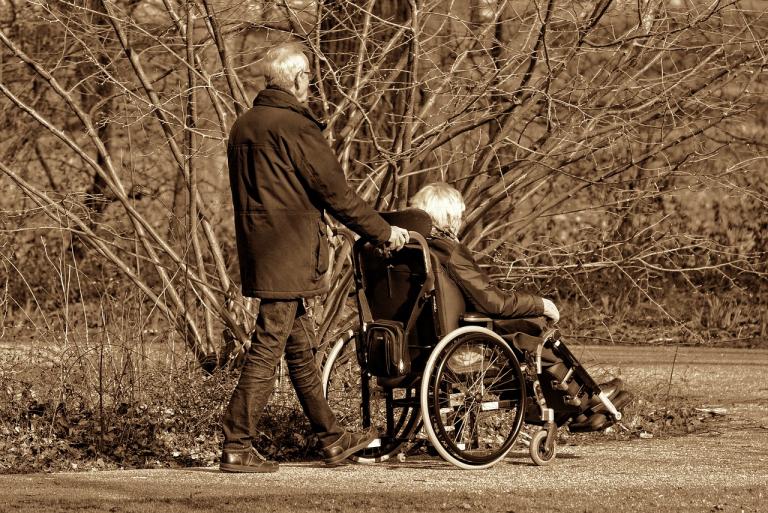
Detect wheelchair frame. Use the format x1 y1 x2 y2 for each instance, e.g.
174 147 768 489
322 227 622 469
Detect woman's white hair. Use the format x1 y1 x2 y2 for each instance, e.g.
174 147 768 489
263 42 309 91
410 182 466 238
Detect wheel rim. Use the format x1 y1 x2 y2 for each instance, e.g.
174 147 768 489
538 442 554 460
531 430 555 464
422 328 525 468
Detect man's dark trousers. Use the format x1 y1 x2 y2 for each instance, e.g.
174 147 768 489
222 299 344 450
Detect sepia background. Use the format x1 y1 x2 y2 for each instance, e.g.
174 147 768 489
0 0 765 472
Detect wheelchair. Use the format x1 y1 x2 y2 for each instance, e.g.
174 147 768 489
322 209 624 470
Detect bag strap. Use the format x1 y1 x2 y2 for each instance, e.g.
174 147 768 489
353 243 374 328
401 233 435 336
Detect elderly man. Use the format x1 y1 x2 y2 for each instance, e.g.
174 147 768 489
221 42 409 473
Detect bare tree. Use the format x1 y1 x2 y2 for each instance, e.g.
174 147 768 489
1 0 766 368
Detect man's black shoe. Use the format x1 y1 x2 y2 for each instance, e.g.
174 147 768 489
322 428 378 466
570 412 609 432
220 447 278 473
571 390 634 432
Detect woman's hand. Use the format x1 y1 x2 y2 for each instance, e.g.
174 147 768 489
542 298 560 324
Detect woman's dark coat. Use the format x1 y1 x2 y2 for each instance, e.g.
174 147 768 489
228 87 391 299
428 235 544 318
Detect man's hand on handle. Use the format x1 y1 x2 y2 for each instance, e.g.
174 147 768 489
387 226 410 251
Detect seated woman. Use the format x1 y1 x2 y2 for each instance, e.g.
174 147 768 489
409 182 630 431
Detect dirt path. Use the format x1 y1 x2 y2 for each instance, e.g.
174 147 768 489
1 346 767 513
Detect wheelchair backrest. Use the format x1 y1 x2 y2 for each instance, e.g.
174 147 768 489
354 242 430 328
353 208 432 332
353 209 465 350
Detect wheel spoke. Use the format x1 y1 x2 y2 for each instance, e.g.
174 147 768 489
426 332 526 467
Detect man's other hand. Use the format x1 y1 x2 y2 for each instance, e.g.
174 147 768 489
387 226 410 251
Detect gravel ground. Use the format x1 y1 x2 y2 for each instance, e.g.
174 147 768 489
1 346 767 513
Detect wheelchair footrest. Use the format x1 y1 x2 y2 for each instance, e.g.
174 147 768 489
569 391 633 432
563 395 582 407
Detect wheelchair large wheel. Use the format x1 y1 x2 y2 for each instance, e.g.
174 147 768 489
420 327 526 470
322 330 420 463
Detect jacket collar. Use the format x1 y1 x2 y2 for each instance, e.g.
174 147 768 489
253 87 326 130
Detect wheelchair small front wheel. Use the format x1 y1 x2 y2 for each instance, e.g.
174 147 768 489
529 429 556 466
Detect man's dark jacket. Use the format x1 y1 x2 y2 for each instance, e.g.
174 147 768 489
428 235 544 318
228 87 391 299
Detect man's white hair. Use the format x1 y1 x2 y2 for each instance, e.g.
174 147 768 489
263 42 309 91
410 182 466 238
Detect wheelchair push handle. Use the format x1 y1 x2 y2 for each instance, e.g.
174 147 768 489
331 227 424 252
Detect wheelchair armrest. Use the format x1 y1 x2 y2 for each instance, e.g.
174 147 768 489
460 313 494 328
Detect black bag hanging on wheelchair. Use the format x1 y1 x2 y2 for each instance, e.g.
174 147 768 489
364 320 410 378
